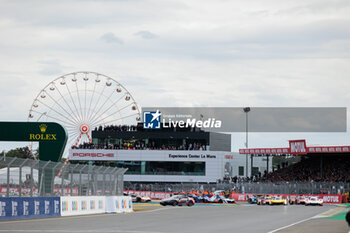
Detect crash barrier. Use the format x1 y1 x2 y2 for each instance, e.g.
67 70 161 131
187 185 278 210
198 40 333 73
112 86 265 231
105 196 133 213
0 196 60 220
230 193 343 204
60 196 105 216
124 190 172 200
0 195 132 220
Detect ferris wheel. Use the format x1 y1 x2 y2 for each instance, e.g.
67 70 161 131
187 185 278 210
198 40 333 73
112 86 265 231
28 71 142 157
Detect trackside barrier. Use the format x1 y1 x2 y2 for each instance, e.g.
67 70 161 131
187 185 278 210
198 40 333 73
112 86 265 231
0 197 60 220
60 196 105 216
124 190 172 200
106 196 133 213
230 193 343 204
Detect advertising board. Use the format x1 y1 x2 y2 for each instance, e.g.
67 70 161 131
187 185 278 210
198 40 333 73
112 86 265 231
105 196 133 213
0 197 60 220
60 196 105 216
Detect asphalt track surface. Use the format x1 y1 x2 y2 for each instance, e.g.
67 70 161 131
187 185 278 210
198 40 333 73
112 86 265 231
0 203 348 233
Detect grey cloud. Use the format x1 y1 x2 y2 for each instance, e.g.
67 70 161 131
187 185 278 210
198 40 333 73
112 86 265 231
100 33 123 44
135 31 157 39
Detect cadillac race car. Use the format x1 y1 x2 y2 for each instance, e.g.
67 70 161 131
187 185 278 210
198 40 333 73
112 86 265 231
270 196 288 205
160 195 195 206
305 196 323 206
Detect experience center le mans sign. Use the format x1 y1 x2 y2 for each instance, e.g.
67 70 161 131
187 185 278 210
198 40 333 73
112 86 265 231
0 122 67 161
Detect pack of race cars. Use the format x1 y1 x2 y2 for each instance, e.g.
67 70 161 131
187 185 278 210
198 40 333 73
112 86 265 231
126 191 324 207
160 190 236 207
247 194 324 206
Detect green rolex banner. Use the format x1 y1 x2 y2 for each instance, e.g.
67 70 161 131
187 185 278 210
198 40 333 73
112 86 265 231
0 122 67 161
0 122 68 195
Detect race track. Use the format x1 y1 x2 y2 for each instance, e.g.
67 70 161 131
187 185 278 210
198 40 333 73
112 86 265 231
0 204 348 233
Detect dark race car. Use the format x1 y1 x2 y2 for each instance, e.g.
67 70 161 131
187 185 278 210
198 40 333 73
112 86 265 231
160 195 195 206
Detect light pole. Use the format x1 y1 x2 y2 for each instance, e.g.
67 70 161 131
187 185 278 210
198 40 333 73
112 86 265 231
243 107 251 178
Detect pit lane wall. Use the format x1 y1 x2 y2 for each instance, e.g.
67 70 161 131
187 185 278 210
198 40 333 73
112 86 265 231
0 196 132 220
230 193 343 204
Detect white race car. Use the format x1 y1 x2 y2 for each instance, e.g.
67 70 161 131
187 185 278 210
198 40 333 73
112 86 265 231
305 196 323 206
130 194 151 203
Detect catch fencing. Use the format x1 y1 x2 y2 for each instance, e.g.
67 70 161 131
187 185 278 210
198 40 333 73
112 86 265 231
125 181 350 195
0 156 127 197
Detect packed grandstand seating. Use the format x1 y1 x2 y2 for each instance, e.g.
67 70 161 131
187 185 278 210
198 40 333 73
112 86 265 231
264 155 350 182
93 123 204 132
72 141 207 151
94 125 138 132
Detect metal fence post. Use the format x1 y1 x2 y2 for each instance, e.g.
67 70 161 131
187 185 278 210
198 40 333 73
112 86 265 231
51 163 62 196
18 158 28 197
61 165 66 196
6 157 17 197
79 165 87 196
71 164 79 196
39 161 51 196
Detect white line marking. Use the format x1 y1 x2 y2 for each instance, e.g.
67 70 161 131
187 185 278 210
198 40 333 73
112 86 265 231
267 217 314 233
267 206 341 233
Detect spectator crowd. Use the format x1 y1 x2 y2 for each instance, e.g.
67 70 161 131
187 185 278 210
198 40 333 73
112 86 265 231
265 155 350 183
72 141 207 151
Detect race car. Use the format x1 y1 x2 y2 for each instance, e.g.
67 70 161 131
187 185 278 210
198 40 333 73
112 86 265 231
206 195 235 204
178 196 195 206
130 194 151 203
305 196 323 206
247 195 257 204
247 195 263 204
270 196 288 205
288 195 297 205
257 195 272 205
160 195 194 206
296 196 309 205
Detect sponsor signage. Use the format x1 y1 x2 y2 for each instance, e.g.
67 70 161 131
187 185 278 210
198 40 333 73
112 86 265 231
60 196 105 216
69 149 222 161
29 124 57 141
70 150 117 160
143 110 222 130
229 193 343 204
239 139 350 155
289 140 307 155
0 122 67 162
105 196 133 213
0 197 60 220
168 153 216 159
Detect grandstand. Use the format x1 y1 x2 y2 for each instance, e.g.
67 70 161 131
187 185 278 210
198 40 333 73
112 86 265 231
240 139 350 183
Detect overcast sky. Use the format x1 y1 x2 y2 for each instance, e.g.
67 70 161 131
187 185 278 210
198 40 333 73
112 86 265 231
0 0 350 152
